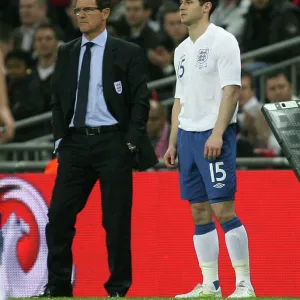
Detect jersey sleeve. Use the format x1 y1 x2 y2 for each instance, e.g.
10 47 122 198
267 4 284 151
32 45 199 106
215 33 241 88
174 48 182 99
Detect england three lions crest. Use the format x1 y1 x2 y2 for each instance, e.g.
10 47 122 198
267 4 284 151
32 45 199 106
114 81 122 94
196 49 209 69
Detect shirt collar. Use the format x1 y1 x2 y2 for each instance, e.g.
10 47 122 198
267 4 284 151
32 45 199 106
81 29 107 48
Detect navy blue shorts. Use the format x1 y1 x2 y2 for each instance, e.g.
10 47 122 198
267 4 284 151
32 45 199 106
178 124 237 204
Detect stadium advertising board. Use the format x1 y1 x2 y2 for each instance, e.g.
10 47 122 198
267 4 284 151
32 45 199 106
0 171 299 297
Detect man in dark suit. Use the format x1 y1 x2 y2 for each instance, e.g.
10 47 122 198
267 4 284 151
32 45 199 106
39 0 158 297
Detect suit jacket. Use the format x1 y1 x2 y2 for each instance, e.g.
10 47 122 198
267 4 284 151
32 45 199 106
50 34 158 171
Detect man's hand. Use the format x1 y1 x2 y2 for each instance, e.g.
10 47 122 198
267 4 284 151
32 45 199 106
164 145 177 168
204 132 223 160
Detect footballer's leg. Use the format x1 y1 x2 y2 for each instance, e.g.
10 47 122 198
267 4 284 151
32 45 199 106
202 125 255 298
212 202 255 298
191 201 222 297
175 130 222 298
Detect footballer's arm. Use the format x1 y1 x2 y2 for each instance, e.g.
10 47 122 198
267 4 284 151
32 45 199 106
169 98 181 148
164 98 181 167
204 85 240 160
213 85 240 136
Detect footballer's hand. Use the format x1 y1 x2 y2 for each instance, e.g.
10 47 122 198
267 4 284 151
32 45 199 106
204 132 223 160
164 145 177 168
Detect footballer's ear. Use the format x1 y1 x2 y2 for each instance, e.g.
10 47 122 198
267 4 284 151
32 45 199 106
202 1 212 15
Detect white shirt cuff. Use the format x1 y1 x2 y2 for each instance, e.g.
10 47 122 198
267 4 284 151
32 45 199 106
54 138 62 153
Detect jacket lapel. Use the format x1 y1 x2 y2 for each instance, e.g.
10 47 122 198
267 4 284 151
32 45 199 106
69 38 82 106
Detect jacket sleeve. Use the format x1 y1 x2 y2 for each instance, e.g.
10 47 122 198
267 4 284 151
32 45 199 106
125 45 150 147
50 45 66 142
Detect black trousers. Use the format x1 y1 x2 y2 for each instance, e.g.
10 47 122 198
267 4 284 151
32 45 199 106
46 128 133 296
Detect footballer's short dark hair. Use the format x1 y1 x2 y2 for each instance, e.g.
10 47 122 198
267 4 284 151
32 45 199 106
199 0 218 17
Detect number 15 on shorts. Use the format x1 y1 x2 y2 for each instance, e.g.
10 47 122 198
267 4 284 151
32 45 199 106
209 162 227 183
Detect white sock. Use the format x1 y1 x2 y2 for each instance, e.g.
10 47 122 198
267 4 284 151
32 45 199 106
225 224 252 288
193 225 219 290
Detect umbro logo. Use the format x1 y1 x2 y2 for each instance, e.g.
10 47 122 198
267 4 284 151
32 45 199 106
213 183 225 189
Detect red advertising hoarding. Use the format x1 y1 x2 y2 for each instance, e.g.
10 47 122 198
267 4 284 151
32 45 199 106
0 171 300 298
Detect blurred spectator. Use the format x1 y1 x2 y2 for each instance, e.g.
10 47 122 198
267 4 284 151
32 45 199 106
0 23 15 59
155 1 187 100
5 50 46 141
210 0 251 42
157 1 188 53
109 0 163 27
147 99 170 158
14 0 48 53
262 69 300 156
237 70 268 150
31 23 59 111
109 0 126 22
64 0 81 42
266 69 300 103
113 0 169 83
5 50 32 84
241 0 300 62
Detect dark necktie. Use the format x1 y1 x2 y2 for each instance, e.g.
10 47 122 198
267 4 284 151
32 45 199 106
73 42 94 128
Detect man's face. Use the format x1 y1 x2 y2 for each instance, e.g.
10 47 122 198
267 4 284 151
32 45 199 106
164 12 187 43
6 58 28 81
251 0 270 10
179 0 209 26
34 29 58 57
266 74 293 103
19 0 45 26
75 0 110 36
239 76 254 106
125 0 149 28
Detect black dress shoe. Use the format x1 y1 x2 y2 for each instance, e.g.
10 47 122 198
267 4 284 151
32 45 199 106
31 285 73 298
108 292 125 297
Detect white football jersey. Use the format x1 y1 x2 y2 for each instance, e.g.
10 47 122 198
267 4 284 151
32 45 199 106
174 23 241 132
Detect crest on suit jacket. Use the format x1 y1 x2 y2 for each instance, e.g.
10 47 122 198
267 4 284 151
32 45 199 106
114 81 122 94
